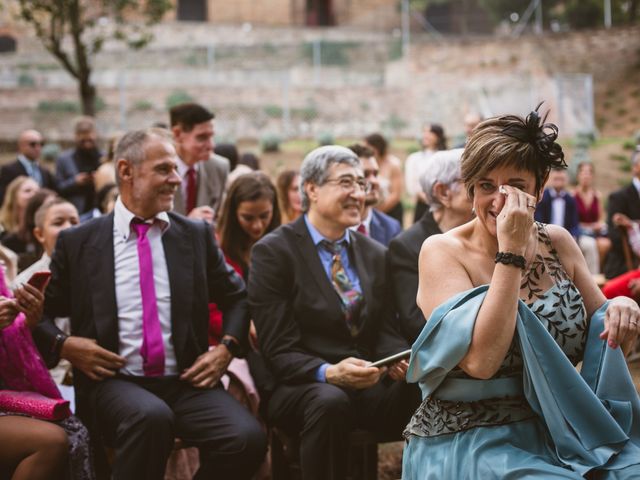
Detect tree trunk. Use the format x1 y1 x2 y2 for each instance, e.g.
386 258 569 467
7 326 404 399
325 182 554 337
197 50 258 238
79 77 96 117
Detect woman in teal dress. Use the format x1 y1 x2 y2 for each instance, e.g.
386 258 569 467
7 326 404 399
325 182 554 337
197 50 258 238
403 105 640 479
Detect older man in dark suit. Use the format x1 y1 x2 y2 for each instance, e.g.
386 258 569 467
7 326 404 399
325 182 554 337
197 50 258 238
0 129 57 204
249 145 419 480
604 151 640 279
34 128 266 479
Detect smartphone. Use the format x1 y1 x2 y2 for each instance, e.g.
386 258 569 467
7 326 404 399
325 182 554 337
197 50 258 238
369 349 412 368
27 271 52 291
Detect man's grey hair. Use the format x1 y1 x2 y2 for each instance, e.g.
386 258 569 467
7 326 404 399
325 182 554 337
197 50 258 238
420 148 464 213
299 145 360 212
114 128 173 186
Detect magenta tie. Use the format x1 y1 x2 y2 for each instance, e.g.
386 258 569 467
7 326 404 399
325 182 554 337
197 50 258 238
132 220 165 376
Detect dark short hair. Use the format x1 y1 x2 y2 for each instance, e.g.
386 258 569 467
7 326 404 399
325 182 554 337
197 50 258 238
348 143 375 159
461 107 566 198
239 152 261 171
169 103 214 132
214 143 239 170
364 133 388 157
427 123 448 150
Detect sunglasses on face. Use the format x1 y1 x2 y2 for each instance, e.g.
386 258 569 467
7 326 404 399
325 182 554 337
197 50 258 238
28 141 44 147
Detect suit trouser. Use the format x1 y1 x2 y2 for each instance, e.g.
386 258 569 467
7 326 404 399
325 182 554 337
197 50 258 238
93 375 267 480
268 376 421 480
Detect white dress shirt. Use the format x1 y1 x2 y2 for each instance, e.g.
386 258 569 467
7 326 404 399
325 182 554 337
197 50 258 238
113 197 177 376
550 189 567 228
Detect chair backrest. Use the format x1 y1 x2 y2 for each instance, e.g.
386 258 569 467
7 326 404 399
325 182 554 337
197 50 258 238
619 226 639 272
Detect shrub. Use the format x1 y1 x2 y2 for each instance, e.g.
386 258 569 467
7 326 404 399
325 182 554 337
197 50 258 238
37 100 80 113
316 132 334 146
260 133 281 153
132 99 154 111
165 90 194 109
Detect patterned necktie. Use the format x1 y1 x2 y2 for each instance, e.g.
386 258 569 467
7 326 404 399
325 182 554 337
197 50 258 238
131 220 165 376
320 240 363 337
186 167 197 214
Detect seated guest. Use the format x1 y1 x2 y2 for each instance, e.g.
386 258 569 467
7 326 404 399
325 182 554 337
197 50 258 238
0 176 39 239
80 183 118 223
348 144 401 246
3 188 56 272
602 214 640 300
604 151 640 279
93 133 119 194
573 162 611 268
535 167 600 273
12 198 80 405
249 145 420 480
34 128 266 479
55 117 102 215
170 103 228 223
363 133 404 224
276 170 302 224
0 129 57 205
219 143 252 188
0 261 94 479
238 152 261 171
211 172 281 413
403 107 640 478
388 148 472 343
405 123 447 223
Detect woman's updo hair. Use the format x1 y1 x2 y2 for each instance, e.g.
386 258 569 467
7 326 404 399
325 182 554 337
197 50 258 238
461 103 566 198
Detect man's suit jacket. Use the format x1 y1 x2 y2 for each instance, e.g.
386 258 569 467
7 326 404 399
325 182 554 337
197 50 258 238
534 188 580 237
604 183 640 279
369 209 402 247
173 154 230 217
0 159 57 205
387 211 441 343
56 148 102 214
33 211 249 417
248 216 408 386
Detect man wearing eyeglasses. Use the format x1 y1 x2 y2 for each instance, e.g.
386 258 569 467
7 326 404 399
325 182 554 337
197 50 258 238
0 129 57 206
249 145 419 480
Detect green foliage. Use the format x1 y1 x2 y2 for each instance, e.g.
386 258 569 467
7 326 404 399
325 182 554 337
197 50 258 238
165 91 194 109
316 132 335 146
264 105 283 118
17 73 35 87
41 143 61 163
37 100 80 113
609 153 629 162
132 99 154 111
383 114 408 133
388 38 403 62
261 134 282 153
302 41 358 66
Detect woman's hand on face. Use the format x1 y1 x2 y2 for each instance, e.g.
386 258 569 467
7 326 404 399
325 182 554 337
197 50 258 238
496 185 536 255
14 283 44 329
600 296 640 354
0 296 19 330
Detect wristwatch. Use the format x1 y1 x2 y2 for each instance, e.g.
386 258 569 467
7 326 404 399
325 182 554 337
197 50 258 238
52 332 69 358
220 337 241 358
